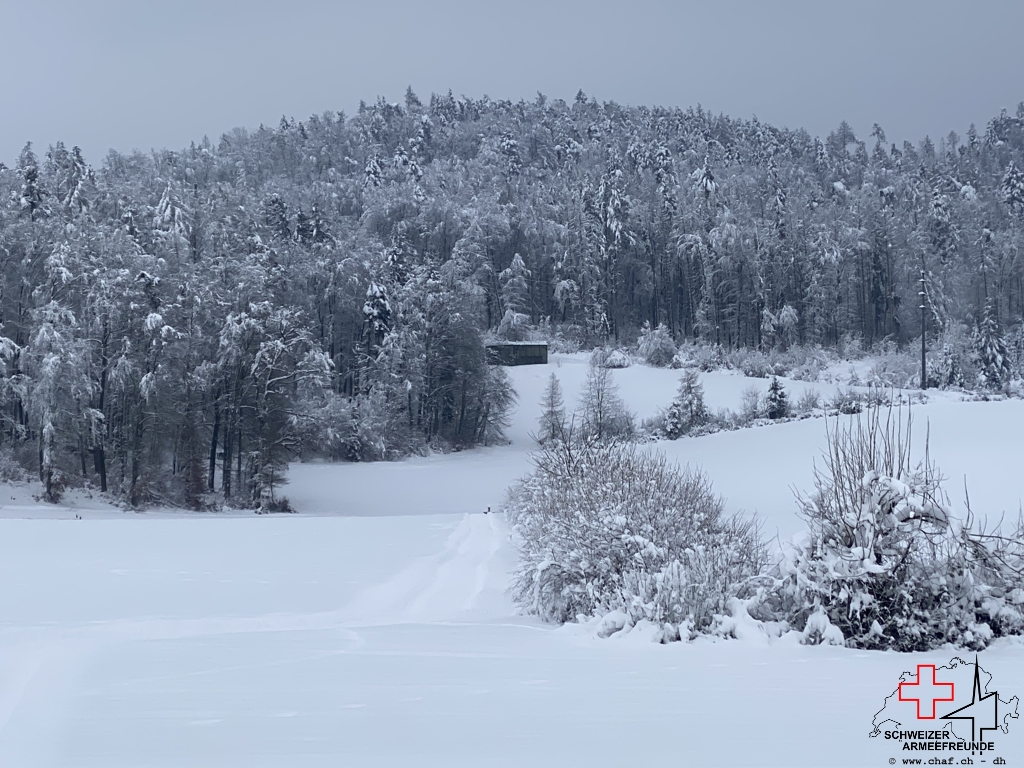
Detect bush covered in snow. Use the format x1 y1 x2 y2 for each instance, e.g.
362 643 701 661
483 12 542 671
506 437 767 638
591 346 632 369
794 388 822 415
509 400 1024 651
866 341 920 388
765 405 1024 651
636 322 677 367
673 340 723 372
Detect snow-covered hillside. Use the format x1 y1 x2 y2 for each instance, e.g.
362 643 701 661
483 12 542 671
289 354 1024 538
2 357 1023 766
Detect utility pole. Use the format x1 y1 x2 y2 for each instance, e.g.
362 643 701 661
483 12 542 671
919 256 928 390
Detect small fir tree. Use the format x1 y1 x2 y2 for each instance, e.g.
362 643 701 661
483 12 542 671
664 369 709 439
975 301 1010 388
765 376 789 420
1001 161 1024 217
537 373 566 445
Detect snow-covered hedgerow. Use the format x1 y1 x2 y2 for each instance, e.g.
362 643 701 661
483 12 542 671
505 438 767 637
765 405 1024 651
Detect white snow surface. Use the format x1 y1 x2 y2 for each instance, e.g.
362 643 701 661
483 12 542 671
2 354 1024 766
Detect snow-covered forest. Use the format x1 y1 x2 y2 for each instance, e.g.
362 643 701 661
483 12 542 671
3 90 1024 509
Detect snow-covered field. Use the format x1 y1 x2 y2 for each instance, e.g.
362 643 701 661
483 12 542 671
3 355 1024 766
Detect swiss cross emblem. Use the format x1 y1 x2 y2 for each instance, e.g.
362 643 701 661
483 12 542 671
898 664 955 719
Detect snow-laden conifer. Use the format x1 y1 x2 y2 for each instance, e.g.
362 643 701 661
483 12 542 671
536 373 566 445
765 376 789 420
975 301 1010 388
664 369 708 439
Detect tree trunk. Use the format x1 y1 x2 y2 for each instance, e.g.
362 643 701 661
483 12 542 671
208 396 220 491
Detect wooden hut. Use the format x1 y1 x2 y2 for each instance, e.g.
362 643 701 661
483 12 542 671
485 342 549 366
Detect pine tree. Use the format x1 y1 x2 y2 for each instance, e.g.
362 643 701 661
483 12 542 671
262 195 291 239
1001 161 1024 218
664 369 708 438
17 142 44 219
363 154 383 188
499 131 522 179
363 281 391 350
536 373 566 445
976 301 1010 388
497 253 531 339
765 376 789 420
294 208 314 244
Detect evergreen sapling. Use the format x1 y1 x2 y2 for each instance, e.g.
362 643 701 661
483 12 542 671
664 369 709 438
765 376 789 420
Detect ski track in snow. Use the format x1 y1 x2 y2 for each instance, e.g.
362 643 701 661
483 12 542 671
337 512 505 625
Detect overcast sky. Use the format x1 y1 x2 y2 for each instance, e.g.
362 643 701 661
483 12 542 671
2 0 1023 165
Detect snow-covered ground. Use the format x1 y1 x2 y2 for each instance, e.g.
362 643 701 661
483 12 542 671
2 355 1024 766
289 354 1024 538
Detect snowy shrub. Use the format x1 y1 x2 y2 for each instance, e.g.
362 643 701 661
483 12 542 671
862 385 895 409
867 341 919 388
728 348 799 379
674 341 723 372
725 349 776 378
837 333 865 360
784 345 835 382
790 358 823 382
826 387 863 414
740 351 773 378
0 448 29 483
929 324 976 389
932 344 966 389
591 346 632 369
506 438 768 637
956 513 1024 638
795 388 822 415
531 321 583 354
766 405 1024 651
739 385 763 422
636 322 677 367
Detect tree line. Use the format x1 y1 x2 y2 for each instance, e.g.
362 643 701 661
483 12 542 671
1 89 1023 506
